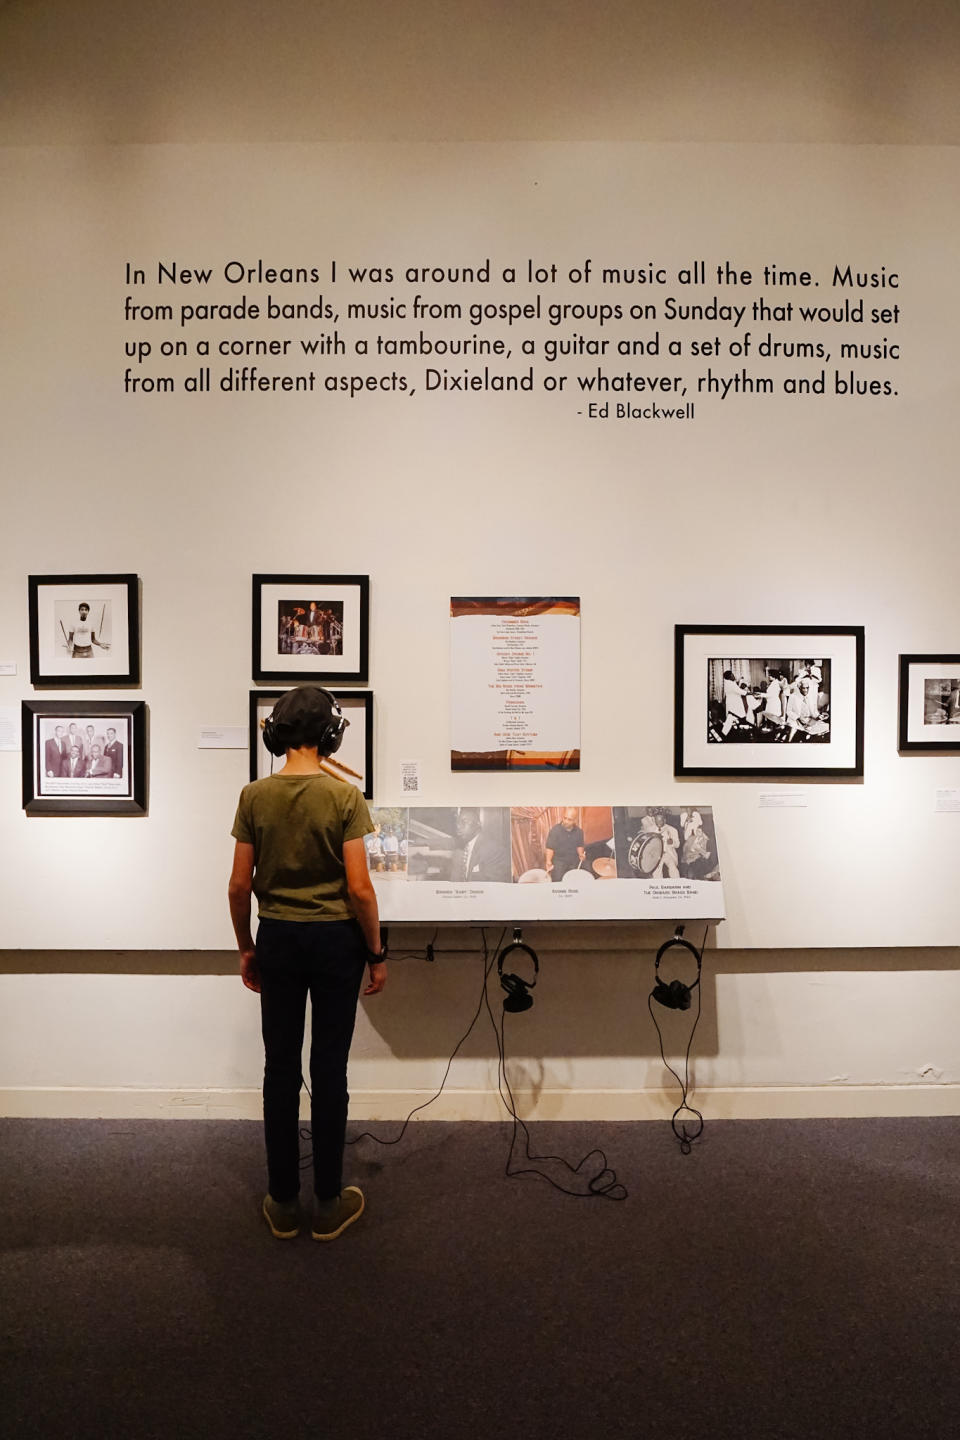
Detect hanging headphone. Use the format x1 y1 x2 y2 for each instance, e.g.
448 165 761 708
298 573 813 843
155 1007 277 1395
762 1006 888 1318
497 928 539 1013
262 686 348 757
652 930 702 1011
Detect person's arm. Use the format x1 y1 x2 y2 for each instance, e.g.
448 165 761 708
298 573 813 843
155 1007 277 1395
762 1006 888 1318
343 836 387 995
228 841 259 992
544 845 555 874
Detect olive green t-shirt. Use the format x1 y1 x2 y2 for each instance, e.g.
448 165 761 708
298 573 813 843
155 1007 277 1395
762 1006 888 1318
231 773 374 921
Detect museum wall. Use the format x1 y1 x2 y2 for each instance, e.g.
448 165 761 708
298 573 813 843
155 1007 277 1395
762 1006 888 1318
1 1 958 1119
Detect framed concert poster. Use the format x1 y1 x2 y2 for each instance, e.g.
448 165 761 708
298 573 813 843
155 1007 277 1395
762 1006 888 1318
249 688 373 798
898 654 960 752
22 699 147 815
675 625 865 778
28 574 140 687
252 574 369 682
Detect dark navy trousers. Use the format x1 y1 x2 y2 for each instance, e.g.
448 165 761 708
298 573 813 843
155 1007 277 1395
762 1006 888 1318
256 917 367 1202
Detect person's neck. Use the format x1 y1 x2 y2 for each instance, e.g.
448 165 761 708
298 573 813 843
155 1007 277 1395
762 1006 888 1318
279 746 324 775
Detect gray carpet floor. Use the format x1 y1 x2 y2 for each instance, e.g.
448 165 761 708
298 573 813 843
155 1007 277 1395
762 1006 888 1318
1 1116 958 1440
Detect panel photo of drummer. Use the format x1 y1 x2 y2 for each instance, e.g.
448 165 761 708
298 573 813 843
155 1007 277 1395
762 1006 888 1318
277 599 344 657
511 806 616 884
612 806 720 882
706 658 831 744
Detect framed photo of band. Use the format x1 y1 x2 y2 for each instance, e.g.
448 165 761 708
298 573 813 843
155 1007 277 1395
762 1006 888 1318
675 624 865 778
898 654 960 752
249 688 373 797
22 699 147 815
28 573 141 687
252 574 369 683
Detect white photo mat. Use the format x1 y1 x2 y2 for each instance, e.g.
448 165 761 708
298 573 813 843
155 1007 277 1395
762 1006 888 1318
34 581 132 680
256 580 364 678
679 629 862 773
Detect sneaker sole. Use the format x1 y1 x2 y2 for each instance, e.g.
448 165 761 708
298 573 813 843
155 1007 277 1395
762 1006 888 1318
312 1186 365 1241
262 1197 300 1239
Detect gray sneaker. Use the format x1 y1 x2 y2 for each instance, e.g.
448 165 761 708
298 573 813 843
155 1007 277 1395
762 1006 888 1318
262 1194 301 1239
311 1186 365 1241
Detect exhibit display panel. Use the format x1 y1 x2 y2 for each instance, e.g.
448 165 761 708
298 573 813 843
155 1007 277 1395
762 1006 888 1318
1 137 959 948
368 805 724 922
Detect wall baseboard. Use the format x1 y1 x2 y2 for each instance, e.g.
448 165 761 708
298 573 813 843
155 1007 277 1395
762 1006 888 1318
2 1084 959 1122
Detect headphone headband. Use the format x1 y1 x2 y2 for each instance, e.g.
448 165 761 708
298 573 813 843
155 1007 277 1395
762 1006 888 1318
497 929 539 1013
262 685 348 757
651 932 702 1012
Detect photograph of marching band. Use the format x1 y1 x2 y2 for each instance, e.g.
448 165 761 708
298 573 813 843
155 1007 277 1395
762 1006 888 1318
612 807 721 882
707 657 831 744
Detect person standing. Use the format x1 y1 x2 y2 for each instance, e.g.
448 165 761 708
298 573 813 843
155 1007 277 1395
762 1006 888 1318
228 686 386 1243
103 726 124 777
44 725 65 778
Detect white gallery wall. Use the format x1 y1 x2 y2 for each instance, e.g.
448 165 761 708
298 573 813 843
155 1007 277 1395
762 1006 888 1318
1 1 958 1118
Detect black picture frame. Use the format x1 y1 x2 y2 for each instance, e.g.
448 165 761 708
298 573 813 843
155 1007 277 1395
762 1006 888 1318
674 624 865 779
248 689 374 798
898 654 960 752
22 699 148 815
252 574 369 683
28 573 141 687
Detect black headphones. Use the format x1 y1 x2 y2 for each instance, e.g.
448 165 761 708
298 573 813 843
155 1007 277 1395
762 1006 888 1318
652 930 702 1011
497 929 539 1013
261 686 348 758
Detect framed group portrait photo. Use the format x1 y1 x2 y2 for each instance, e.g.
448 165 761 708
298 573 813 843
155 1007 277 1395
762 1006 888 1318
249 688 374 797
898 654 960 752
252 574 369 683
675 624 865 778
22 699 147 815
28 573 141 688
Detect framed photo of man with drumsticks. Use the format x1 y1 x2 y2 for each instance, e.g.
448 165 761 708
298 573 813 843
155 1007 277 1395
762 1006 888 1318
28 574 141 687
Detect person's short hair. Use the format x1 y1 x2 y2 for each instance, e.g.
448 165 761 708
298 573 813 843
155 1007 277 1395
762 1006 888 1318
78 603 90 612
107 727 116 737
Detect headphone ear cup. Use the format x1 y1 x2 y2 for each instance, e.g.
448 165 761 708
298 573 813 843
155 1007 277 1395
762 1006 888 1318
653 977 691 1010
501 972 534 1013
262 715 284 757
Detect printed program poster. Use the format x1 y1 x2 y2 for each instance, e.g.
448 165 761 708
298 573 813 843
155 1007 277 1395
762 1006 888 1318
450 597 581 770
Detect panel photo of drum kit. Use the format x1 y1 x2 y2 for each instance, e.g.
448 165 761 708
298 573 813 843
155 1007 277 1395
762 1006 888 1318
369 804 724 923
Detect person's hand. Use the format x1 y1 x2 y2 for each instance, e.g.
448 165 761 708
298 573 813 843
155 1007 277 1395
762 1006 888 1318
364 959 387 995
240 949 260 993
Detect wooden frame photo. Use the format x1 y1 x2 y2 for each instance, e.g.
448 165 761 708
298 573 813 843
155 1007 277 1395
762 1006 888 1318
675 625 865 778
252 574 369 682
249 688 374 798
22 699 147 815
898 654 960 752
28 573 140 687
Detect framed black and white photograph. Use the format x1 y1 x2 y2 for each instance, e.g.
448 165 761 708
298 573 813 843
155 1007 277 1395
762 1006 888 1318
898 655 960 752
28 574 140 687
22 700 147 815
249 688 373 797
252 574 369 682
675 625 865 778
